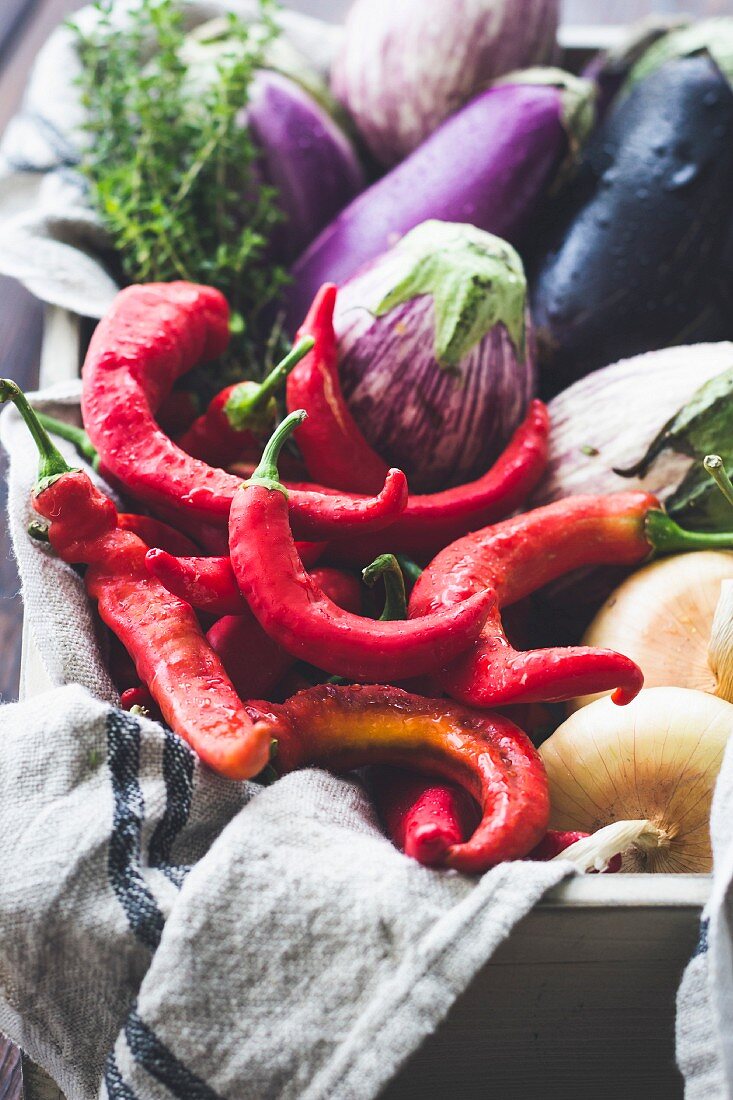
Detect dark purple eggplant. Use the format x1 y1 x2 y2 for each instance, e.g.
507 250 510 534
530 47 733 396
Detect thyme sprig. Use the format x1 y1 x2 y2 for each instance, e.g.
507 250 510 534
71 0 288 373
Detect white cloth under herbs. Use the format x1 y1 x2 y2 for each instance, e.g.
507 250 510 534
0 0 341 318
0 390 572 1099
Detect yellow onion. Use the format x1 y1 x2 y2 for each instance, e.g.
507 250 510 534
572 551 733 709
540 688 733 872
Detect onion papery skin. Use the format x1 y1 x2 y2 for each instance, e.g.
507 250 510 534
247 70 365 261
331 0 559 167
337 297 534 494
572 551 733 710
539 688 733 873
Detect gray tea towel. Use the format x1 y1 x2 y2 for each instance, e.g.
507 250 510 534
0 388 572 1100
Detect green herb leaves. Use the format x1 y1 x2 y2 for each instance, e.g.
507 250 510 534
72 0 288 368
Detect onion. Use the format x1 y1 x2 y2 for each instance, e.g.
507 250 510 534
572 557 733 710
540 688 733 872
331 0 559 166
532 342 733 508
334 220 534 493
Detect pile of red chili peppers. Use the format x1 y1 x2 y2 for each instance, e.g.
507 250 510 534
6 279 732 874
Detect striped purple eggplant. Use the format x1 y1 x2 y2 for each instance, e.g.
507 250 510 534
284 69 594 333
335 221 535 494
332 0 559 167
247 70 365 260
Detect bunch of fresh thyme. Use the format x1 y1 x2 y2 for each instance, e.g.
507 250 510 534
72 0 289 376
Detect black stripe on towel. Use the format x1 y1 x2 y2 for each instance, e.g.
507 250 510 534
107 710 166 951
693 916 710 957
148 728 195 888
103 1049 140 1100
125 1011 223 1100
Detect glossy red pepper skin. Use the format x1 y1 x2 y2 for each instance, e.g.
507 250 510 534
120 686 163 723
371 767 480 867
118 514 200 556
145 543 327 617
176 383 260 468
33 471 273 780
285 286 550 557
82 282 408 540
229 470 494 683
286 284 393 493
271 684 549 873
327 401 551 563
207 567 362 699
409 493 654 708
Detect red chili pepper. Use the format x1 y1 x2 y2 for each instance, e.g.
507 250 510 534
371 767 480 867
145 542 327 617
229 412 493 683
120 686 163 723
207 567 362 699
118 514 200 556
271 684 549 873
2 379 273 780
527 831 622 872
373 768 622 872
82 282 408 540
176 337 314 468
410 492 733 708
285 285 550 557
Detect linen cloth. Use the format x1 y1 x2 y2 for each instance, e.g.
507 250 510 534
0 388 571 1099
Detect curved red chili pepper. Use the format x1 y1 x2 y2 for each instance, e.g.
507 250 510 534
285 285 550 557
145 542 328 617
1 378 274 781
82 283 408 539
271 684 549 873
285 284 392 493
118 514 200 556
207 567 362 699
371 767 480 867
410 493 659 708
326 401 550 563
229 412 493 683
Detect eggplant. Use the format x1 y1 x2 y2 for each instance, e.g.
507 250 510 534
335 220 534 493
285 69 593 333
332 0 559 167
531 38 733 395
247 71 365 260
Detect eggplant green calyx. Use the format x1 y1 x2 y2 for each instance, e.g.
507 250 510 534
224 336 314 433
625 18 733 93
0 379 77 492
375 220 527 369
495 67 596 161
245 409 306 495
362 554 408 621
646 508 733 554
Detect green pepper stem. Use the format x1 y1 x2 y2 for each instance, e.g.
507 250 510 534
225 336 315 429
36 411 100 470
704 454 733 511
395 554 423 587
0 379 75 488
246 409 307 494
646 509 733 554
363 554 408 621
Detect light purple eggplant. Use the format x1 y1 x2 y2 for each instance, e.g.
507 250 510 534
247 70 365 261
334 220 535 493
284 69 594 332
332 0 559 167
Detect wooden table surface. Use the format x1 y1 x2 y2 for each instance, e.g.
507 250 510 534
0 0 729 1097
